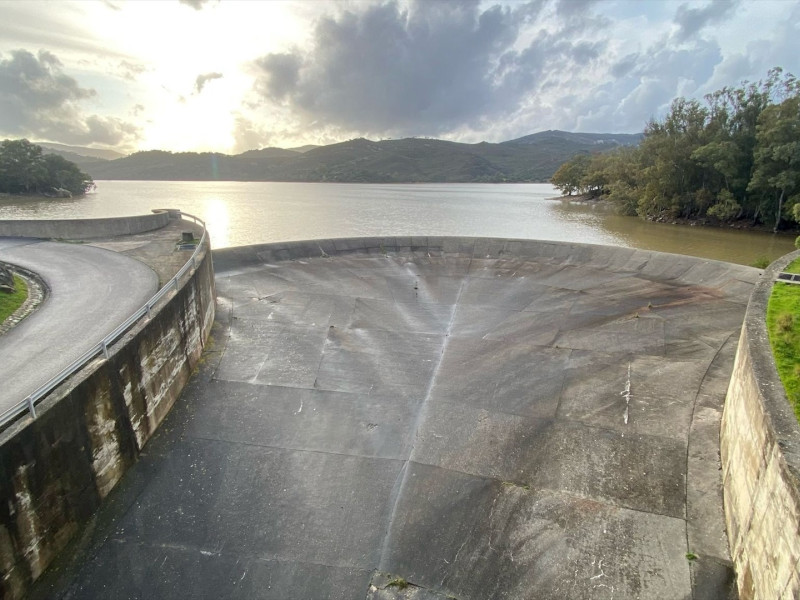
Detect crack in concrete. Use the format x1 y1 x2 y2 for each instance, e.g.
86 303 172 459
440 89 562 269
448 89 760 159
621 362 632 425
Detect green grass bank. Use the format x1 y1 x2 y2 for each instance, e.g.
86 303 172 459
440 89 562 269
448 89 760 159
0 275 28 325
767 257 800 421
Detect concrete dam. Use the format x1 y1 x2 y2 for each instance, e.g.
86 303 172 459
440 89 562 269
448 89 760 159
12 235 766 600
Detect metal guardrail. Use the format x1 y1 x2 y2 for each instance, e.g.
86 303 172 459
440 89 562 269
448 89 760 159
0 212 208 429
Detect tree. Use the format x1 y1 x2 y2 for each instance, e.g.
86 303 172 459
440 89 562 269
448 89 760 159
551 154 590 195
548 68 800 227
0 139 47 194
42 153 95 195
748 96 800 232
0 139 94 196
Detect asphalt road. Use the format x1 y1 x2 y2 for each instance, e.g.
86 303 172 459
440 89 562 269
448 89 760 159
0 238 158 415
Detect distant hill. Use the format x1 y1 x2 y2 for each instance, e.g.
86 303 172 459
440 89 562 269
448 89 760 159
287 145 320 153
83 131 643 183
504 130 642 148
35 142 125 161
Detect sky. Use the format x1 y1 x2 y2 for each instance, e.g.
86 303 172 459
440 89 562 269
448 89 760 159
0 0 797 154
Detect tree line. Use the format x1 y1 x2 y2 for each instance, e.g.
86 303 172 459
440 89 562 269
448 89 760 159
0 139 94 197
551 68 800 232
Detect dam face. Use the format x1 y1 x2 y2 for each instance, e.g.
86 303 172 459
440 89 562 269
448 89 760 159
38 238 759 600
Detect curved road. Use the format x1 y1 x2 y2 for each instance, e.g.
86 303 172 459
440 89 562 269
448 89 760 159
0 238 158 415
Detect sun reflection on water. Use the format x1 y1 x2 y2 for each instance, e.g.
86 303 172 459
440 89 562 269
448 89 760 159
203 197 230 249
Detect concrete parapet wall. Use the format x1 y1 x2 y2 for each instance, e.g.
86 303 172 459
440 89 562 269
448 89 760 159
720 250 800 599
0 240 215 599
0 210 171 239
212 235 757 287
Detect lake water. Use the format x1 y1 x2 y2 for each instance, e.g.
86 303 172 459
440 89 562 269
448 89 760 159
0 180 795 266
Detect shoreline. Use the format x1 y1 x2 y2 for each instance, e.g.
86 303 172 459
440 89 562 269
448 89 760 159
554 194 800 235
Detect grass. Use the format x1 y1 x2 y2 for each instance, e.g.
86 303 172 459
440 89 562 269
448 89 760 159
784 259 800 274
0 275 28 324
751 255 771 269
767 258 800 421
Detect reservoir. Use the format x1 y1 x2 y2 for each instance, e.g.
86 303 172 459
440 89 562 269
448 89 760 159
0 181 794 265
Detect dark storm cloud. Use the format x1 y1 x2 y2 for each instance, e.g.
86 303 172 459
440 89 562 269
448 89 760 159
254 53 301 100
0 49 139 146
250 0 618 137
673 0 739 41
194 71 223 93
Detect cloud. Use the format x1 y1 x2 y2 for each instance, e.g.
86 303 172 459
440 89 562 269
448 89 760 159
0 3 134 62
179 0 215 10
194 71 223 93
234 0 800 151
254 54 300 100
0 49 139 147
118 59 147 81
673 0 739 41
250 0 589 138
569 36 723 134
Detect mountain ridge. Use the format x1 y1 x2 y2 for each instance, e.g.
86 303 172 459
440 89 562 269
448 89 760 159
59 131 643 183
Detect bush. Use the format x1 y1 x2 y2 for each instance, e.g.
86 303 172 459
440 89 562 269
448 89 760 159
708 190 742 221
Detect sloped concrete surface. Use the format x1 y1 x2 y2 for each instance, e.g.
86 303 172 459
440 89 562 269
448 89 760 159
33 238 758 599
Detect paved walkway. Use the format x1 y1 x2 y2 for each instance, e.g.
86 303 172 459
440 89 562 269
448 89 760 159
32 240 758 600
0 238 159 414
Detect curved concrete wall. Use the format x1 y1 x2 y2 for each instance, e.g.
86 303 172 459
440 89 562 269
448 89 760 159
0 238 215 600
212 235 758 289
0 210 173 239
721 250 800 599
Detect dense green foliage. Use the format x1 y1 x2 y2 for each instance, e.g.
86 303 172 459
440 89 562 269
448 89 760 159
552 69 800 231
0 275 28 325
0 139 94 196
767 260 800 421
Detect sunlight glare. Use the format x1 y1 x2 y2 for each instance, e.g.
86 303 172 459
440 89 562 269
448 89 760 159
204 197 230 248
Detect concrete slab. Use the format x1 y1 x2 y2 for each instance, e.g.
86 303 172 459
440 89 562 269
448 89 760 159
182 381 419 460
380 464 692 600
34 239 759 600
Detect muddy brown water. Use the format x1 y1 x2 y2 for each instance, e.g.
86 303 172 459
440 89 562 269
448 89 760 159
1 181 795 265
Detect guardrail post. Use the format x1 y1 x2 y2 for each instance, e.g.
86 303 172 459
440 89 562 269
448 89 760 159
173 277 179 292
146 303 152 318
26 396 36 419
102 341 109 359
